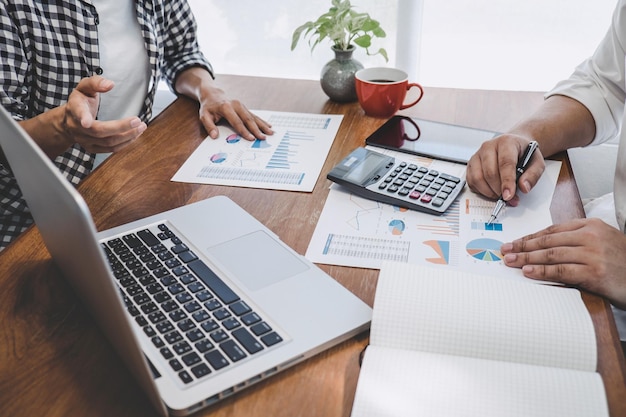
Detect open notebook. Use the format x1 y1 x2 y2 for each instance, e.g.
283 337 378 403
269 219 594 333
350 261 608 417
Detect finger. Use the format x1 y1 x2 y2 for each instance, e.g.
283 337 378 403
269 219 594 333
520 263 588 287
466 145 501 199
496 142 523 201
517 151 546 193
217 104 258 141
75 75 115 97
79 118 147 152
502 220 587 254
199 111 220 139
241 114 274 140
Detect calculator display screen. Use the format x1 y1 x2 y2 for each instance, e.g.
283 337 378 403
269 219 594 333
345 152 387 184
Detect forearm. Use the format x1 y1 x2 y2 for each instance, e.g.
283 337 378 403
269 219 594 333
508 94 596 157
174 66 221 104
18 106 73 159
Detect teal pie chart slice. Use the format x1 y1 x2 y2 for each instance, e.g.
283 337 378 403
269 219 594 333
466 238 503 262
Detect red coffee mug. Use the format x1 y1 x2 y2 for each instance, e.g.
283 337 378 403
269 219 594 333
355 68 424 118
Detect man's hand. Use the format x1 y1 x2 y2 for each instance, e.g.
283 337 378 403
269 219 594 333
466 134 545 205
60 76 147 153
502 218 626 309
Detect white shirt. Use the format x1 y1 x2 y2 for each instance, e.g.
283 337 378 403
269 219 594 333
94 0 151 166
547 0 626 233
96 0 150 121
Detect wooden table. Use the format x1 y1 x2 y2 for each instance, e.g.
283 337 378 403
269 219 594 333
1 75 625 416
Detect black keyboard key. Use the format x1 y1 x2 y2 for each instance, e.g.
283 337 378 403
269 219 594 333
204 299 221 311
250 322 271 336
122 233 143 248
172 341 192 355
164 331 183 344
195 338 214 353
148 311 166 324
186 329 204 342
171 243 189 254
137 229 160 247
213 308 231 321
179 250 198 263
242 312 261 326
178 370 193 384
156 321 174 334
177 318 196 332
169 358 183 372
152 336 165 348
205 349 229 371
261 332 283 347
169 309 187 322
201 319 219 333
188 260 239 304
223 317 241 330
181 352 201 367
233 328 264 354
191 363 211 379
220 340 246 362
229 300 252 316
160 347 174 360
143 325 156 338
210 329 229 343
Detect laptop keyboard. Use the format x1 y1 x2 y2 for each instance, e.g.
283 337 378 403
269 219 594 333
101 223 284 385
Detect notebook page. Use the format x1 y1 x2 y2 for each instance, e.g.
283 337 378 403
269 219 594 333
350 345 608 417
371 261 597 371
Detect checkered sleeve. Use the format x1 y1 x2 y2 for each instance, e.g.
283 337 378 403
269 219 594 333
158 0 214 90
0 5 30 120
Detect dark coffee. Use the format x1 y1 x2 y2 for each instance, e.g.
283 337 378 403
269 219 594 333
369 79 396 83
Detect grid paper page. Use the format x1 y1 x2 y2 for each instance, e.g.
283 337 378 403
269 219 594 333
371 261 597 371
350 346 608 417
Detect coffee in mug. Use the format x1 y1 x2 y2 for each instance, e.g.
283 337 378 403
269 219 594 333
355 68 424 118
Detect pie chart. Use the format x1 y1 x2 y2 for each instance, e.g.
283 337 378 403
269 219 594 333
210 152 227 163
388 219 406 236
466 238 502 262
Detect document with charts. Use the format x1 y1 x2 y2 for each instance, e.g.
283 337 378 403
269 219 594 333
305 147 561 283
172 110 342 192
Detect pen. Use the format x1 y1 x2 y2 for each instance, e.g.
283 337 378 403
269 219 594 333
486 140 539 225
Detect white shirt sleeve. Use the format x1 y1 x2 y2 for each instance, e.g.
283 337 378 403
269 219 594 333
546 0 626 146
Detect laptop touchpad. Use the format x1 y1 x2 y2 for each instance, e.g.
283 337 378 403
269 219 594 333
207 230 309 291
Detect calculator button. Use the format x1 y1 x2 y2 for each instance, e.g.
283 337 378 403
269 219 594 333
409 191 421 200
432 197 445 207
420 195 432 203
387 185 399 193
398 188 411 196
440 173 461 183
378 183 387 190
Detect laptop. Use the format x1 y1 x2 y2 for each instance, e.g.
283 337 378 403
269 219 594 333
0 106 372 416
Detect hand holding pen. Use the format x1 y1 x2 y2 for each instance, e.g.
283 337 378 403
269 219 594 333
487 140 539 225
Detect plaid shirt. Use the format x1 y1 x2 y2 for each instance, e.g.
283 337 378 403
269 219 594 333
0 0 212 250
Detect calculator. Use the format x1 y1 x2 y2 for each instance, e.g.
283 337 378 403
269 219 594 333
327 147 465 215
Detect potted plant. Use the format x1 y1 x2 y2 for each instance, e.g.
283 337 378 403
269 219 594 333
291 0 388 102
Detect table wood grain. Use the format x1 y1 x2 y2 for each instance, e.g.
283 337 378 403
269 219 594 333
0 75 624 417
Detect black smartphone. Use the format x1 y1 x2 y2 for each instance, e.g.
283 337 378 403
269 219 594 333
364 116 498 164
